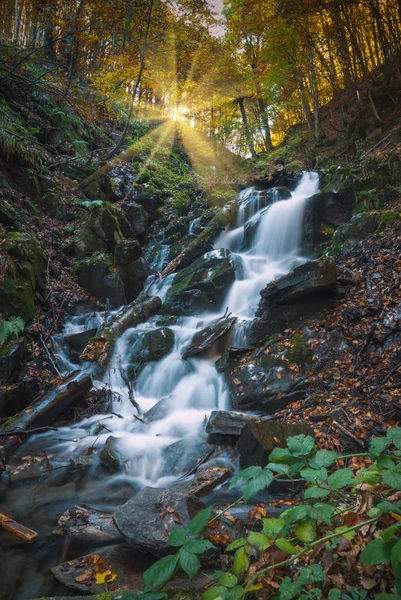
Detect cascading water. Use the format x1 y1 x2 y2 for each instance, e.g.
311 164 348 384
18 171 319 492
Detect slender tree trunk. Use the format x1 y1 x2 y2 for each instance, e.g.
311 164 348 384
308 41 319 142
106 0 154 160
13 0 19 42
257 96 273 151
238 97 257 159
64 0 84 97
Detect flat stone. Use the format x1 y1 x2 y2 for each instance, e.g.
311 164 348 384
51 543 214 595
182 316 237 359
206 410 257 437
113 486 205 556
65 328 98 350
162 436 213 475
177 465 230 498
53 505 123 546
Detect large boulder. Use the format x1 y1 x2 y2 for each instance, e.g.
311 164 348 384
162 249 236 315
118 201 148 240
258 257 336 307
332 211 400 252
182 316 237 359
76 257 125 306
74 204 122 257
237 420 314 469
206 410 258 437
113 486 205 556
126 327 174 379
217 337 310 412
0 232 46 320
303 174 355 250
118 257 149 303
0 339 26 383
250 258 337 344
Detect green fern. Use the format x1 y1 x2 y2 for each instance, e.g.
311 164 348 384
0 317 25 346
75 199 104 210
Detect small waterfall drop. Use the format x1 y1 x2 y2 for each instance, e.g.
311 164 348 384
36 171 319 489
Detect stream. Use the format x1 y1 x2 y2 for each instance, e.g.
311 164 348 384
0 171 319 599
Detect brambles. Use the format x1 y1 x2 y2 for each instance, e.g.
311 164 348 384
141 431 401 599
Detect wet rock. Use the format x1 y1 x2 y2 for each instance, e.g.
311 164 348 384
217 337 311 412
65 328 97 350
162 436 213 475
119 201 148 239
206 410 258 437
143 396 175 423
127 327 174 379
53 505 123 546
80 172 113 201
76 259 125 307
250 258 337 344
182 316 237 359
237 420 314 469
164 217 188 243
51 543 214 595
100 435 126 471
0 377 35 417
114 239 142 267
118 257 149 303
134 189 164 216
177 465 231 498
163 249 236 315
257 257 337 308
0 338 26 383
113 486 205 556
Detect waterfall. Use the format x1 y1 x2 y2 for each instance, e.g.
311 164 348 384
43 171 320 488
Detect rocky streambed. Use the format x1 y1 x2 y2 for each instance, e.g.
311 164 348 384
2 167 399 599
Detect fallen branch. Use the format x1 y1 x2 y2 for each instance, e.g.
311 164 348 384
0 426 58 437
0 513 39 543
0 370 92 477
383 360 401 385
332 420 366 449
80 296 161 368
119 365 141 414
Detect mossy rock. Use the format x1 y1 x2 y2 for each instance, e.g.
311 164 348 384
0 276 35 320
164 249 236 313
332 211 401 252
126 327 175 379
0 198 21 228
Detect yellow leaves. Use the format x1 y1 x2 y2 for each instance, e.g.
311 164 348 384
95 570 117 584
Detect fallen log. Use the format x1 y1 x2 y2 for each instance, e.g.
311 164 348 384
0 370 92 477
0 512 39 543
161 201 238 278
80 295 161 368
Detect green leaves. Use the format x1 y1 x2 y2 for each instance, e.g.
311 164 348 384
304 485 330 499
369 437 390 458
287 434 316 457
383 470 401 490
231 466 273 501
275 538 298 554
300 466 328 484
168 528 186 547
178 549 201 579
262 517 286 538
0 316 25 346
247 531 271 549
309 450 338 468
143 553 179 591
295 521 317 542
327 468 353 489
182 539 214 554
360 538 393 565
186 507 213 536
233 546 249 578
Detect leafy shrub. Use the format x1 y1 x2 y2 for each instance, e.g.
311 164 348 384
140 430 401 599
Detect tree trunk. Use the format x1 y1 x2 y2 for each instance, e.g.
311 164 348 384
257 96 273 152
80 296 162 368
238 97 257 159
0 371 92 477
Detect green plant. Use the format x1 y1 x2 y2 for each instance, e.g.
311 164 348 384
0 316 25 345
140 430 401 599
74 199 105 210
355 188 380 212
